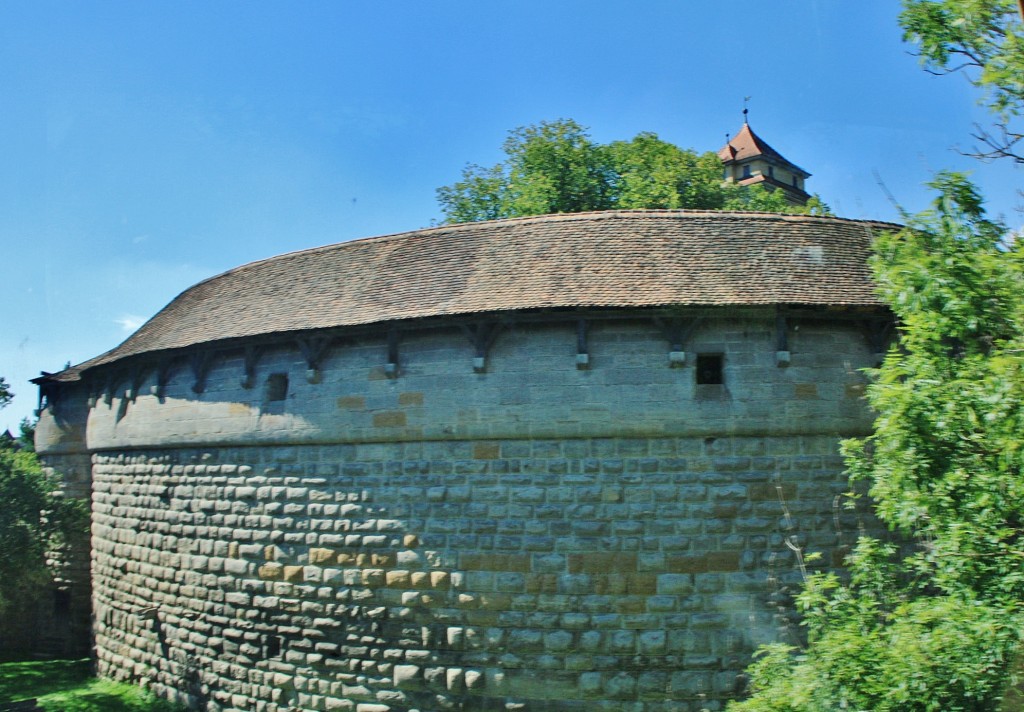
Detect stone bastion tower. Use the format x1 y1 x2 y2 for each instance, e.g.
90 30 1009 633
34 209 896 711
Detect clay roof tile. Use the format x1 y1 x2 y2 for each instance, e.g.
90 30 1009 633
55 210 895 380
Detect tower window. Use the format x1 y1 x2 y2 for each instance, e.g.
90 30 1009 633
742 165 751 179
768 166 774 178
266 373 289 402
696 354 724 385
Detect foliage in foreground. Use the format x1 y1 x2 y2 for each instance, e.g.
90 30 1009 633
901 0 1024 162
0 384 86 616
730 174 1024 711
436 119 830 223
0 659 183 711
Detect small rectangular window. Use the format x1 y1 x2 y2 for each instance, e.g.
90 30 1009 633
696 354 724 385
266 373 289 402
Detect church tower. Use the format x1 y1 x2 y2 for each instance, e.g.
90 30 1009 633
718 120 810 206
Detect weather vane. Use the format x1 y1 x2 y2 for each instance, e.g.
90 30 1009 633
743 96 751 123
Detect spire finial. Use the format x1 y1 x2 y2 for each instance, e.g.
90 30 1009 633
743 96 751 124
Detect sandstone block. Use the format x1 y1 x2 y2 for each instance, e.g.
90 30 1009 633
392 664 420 689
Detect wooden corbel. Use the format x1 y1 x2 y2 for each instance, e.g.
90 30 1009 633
39 382 59 415
654 316 703 368
776 308 791 367
190 352 213 394
102 372 119 406
297 336 332 384
576 319 590 369
127 366 148 402
863 317 894 366
86 379 99 409
385 329 400 378
462 321 503 373
241 345 264 389
151 360 174 400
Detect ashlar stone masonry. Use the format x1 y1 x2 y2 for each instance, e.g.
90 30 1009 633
34 211 895 710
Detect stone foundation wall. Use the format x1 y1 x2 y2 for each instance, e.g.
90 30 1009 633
92 435 866 711
38 312 883 709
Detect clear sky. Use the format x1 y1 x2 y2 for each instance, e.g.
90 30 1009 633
1 1 1021 432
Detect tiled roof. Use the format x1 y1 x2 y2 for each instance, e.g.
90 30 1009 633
54 210 895 381
718 123 810 178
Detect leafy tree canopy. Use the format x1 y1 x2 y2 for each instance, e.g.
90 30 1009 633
901 0 1024 161
0 378 85 615
0 376 12 411
436 119 829 223
730 173 1024 711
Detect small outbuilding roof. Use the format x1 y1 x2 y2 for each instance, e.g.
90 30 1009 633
48 210 896 382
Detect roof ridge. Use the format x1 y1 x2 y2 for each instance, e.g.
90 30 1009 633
44 211 896 383
216 209 903 280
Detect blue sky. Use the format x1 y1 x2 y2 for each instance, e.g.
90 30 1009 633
1 1 1021 432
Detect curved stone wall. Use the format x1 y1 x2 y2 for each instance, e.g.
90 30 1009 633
36 311 884 710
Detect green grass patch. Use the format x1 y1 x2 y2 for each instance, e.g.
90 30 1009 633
0 659 182 711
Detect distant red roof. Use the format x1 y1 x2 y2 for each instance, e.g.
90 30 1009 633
718 123 809 178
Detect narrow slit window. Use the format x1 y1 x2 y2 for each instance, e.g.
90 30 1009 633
266 373 289 402
696 354 724 385
266 635 282 658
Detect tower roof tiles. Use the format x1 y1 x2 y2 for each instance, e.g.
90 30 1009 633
48 210 896 382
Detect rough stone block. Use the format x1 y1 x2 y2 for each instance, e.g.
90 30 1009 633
372 411 406 428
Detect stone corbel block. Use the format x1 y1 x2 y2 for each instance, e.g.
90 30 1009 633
669 351 686 368
472 356 486 373
240 374 254 389
776 350 792 367
306 368 322 384
575 353 590 369
384 362 399 378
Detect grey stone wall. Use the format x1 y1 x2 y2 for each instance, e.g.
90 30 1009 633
93 434 864 711
81 314 872 450
41 311 881 709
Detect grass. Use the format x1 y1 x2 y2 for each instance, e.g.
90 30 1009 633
0 659 183 711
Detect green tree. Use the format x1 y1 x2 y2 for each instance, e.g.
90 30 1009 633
731 173 1024 711
901 0 1024 161
436 119 829 223
17 417 36 453
0 379 85 615
604 131 725 209
0 376 12 410
436 119 613 222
